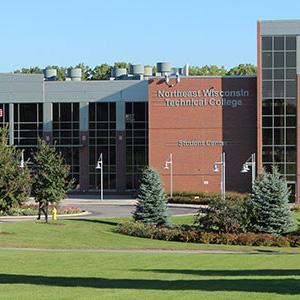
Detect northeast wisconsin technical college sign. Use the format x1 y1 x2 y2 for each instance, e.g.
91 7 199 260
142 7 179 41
157 88 250 108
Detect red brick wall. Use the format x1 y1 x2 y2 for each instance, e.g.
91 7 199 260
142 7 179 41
148 77 257 194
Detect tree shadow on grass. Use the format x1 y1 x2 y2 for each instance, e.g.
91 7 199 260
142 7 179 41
68 218 119 226
135 269 300 277
0 274 299 294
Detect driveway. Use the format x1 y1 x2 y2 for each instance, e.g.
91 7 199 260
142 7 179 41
0 195 199 222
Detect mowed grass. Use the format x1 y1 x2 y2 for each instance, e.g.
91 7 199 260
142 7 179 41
0 251 300 300
0 214 299 252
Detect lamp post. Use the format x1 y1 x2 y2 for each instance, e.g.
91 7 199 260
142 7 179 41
164 153 173 198
213 152 226 200
20 149 25 168
96 153 103 201
241 153 256 187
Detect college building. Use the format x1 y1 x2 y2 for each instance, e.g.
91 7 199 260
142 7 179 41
0 19 299 202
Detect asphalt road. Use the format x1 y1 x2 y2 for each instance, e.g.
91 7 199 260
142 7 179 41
0 197 199 222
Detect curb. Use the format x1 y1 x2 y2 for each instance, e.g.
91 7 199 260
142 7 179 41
0 211 91 220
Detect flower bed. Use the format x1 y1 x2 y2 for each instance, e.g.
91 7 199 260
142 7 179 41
0 204 82 216
116 221 300 248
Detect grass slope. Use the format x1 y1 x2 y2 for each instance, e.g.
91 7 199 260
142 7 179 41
0 215 299 252
0 251 300 300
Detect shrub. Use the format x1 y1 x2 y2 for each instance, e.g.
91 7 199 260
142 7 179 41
250 168 294 235
195 195 251 234
133 168 170 226
167 191 248 205
116 221 298 248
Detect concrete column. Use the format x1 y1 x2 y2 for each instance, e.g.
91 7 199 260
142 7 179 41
116 101 126 192
9 103 14 145
79 102 89 191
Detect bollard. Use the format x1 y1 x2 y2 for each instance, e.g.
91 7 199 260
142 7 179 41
52 207 57 221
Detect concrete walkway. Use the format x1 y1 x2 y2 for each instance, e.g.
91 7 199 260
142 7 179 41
0 247 295 254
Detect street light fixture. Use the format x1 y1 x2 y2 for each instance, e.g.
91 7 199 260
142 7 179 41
241 153 256 187
164 153 173 198
213 152 226 200
96 153 103 201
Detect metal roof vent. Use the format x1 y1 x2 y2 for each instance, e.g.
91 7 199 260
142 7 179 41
157 62 171 75
67 68 82 81
43 68 57 81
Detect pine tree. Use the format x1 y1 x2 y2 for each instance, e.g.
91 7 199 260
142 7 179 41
0 128 31 212
133 168 170 226
32 139 73 222
250 167 294 234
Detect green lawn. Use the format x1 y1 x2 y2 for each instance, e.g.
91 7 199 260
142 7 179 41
0 215 300 299
0 251 300 299
0 215 299 252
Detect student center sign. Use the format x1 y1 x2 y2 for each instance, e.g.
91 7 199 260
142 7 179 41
0 19 299 202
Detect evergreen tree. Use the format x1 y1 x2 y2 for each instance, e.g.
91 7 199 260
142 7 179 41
32 139 73 222
0 128 31 212
133 168 170 226
250 167 294 234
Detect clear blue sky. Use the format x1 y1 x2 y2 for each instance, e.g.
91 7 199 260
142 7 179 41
0 0 299 72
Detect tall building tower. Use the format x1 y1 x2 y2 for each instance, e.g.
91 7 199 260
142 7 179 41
257 20 299 202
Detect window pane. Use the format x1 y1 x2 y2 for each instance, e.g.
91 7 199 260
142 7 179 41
286 99 296 115
274 81 284 97
262 81 272 97
273 99 284 115
262 128 272 145
274 52 284 68
262 117 272 127
262 52 272 68
262 99 272 115
262 37 272 50
274 128 284 145
274 69 284 79
286 80 296 97
286 69 296 80
274 37 284 50
286 52 296 67
262 147 273 162
286 37 296 50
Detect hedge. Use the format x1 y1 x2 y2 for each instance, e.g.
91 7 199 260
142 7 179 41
116 221 300 248
167 191 249 205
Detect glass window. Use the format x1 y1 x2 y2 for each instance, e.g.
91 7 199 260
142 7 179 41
286 69 296 80
262 69 272 80
274 52 284 68
273 99 284 115
286 52 296 68
286 37 296 50
262 116 272 127
286 116 296 127
274 69 284 79
273 147 285 162
262 81 272 97
262 52 272 68
274 128 285 145
262 37 272 50
262 99 272 115
274 116 284 127
274 81 284 97
286 99 296 115
274 37 284 50
286 80 296 97
262 147 273 162
262 128 272 145
286 147 296 162
286 128 296 145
